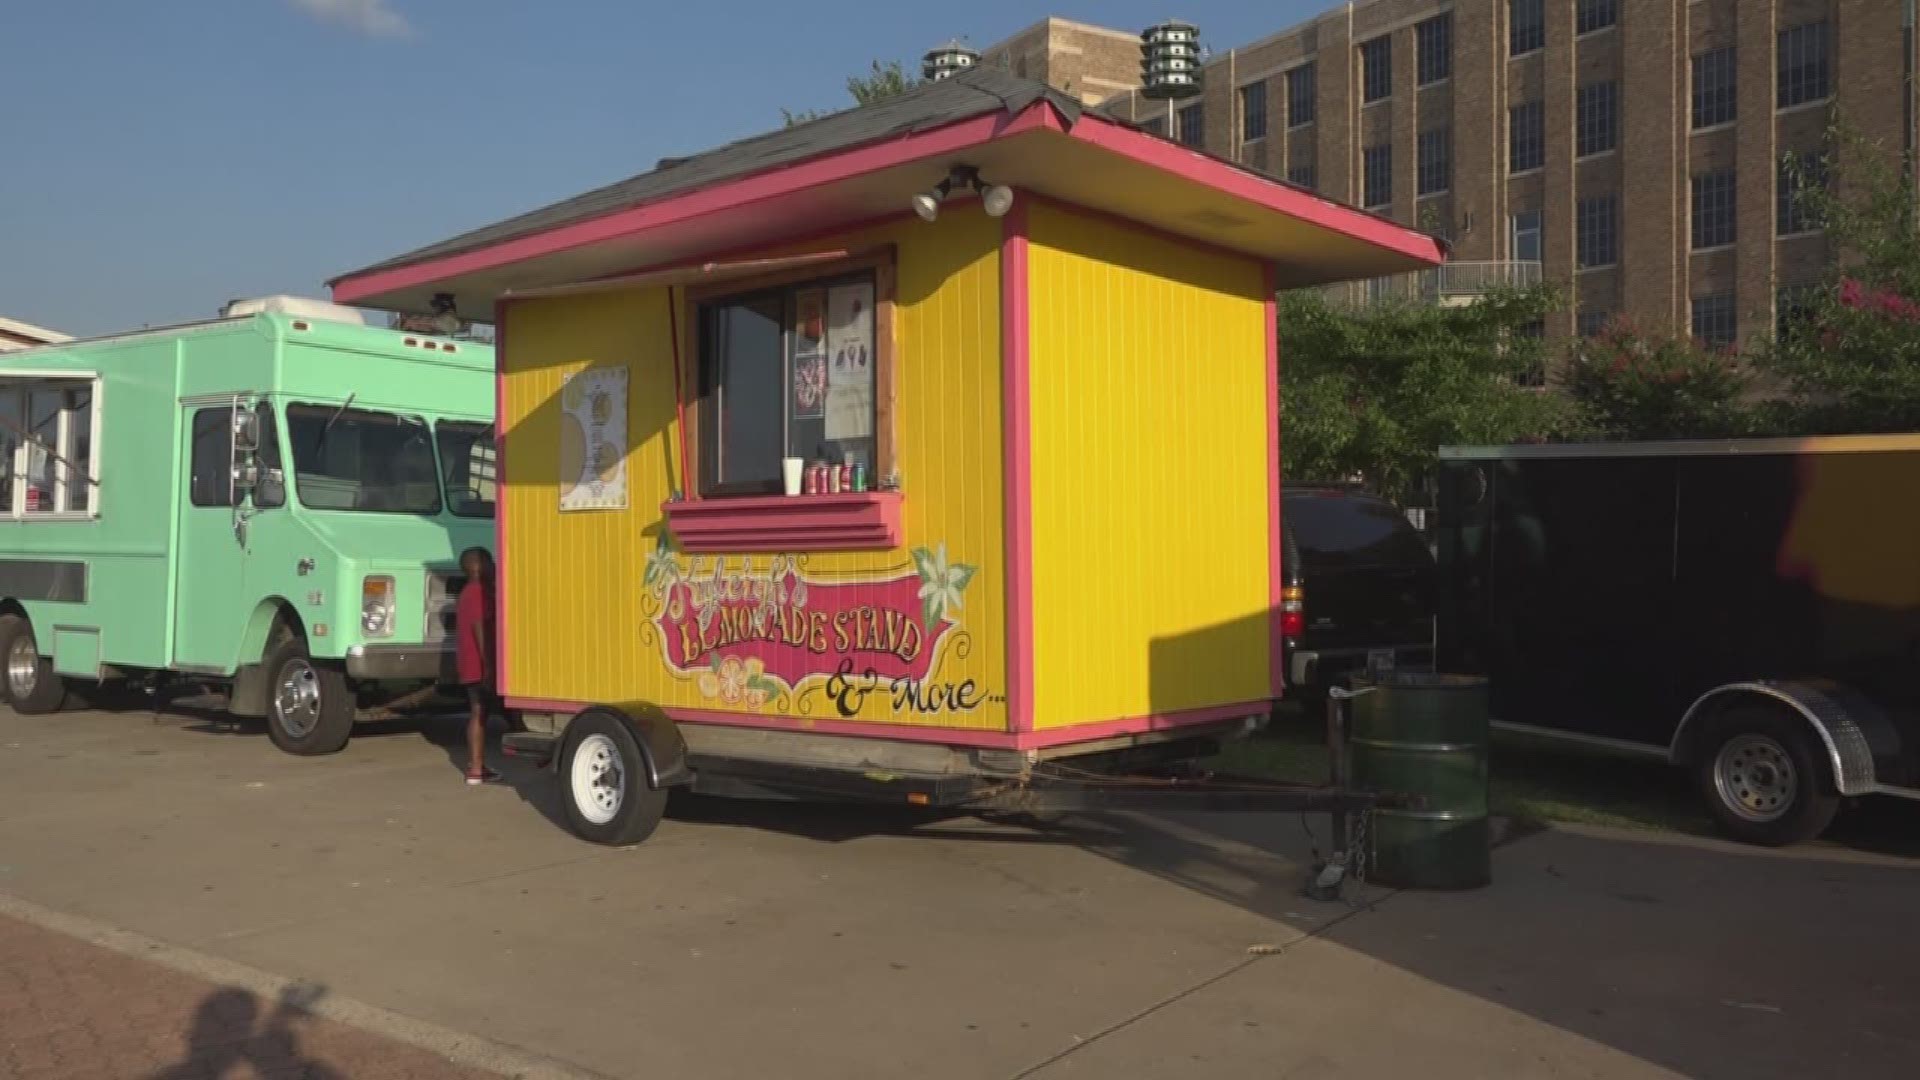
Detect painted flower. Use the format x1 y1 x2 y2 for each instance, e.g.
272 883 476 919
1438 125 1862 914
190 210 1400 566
716 657 748 704
912 542 977 628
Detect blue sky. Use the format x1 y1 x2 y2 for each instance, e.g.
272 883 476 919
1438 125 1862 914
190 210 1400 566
3 1 1323 336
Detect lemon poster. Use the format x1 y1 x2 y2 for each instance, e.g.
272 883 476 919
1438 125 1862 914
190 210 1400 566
559 367 628 511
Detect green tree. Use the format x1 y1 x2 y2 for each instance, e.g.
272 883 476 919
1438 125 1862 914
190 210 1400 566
784 60 920 126
1561 317 1753 440
1755 122 1920 432
1280 285 1583 498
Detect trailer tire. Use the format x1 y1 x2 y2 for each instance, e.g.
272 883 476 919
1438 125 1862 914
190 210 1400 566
1696 707 1839 847
0 615 67 714
263 638 354 756
559 709 668 846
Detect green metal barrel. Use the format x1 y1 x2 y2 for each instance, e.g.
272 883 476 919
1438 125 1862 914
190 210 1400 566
1348 673 1491 890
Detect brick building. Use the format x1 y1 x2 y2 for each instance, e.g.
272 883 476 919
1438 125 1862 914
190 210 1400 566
983 1 1917 346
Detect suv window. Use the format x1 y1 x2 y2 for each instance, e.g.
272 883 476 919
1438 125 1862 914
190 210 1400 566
1285 493 1431 569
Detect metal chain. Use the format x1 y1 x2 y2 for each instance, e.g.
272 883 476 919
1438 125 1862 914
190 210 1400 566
1346 804 1372 906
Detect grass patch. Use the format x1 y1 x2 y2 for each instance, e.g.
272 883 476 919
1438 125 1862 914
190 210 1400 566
1209 715 1710 836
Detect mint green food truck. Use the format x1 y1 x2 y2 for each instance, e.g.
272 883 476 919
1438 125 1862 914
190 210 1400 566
0 296 495 754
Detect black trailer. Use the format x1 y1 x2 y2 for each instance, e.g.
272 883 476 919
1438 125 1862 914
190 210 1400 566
1434 435 1920 845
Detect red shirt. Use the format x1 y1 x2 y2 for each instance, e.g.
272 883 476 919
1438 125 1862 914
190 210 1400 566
455 580 494 686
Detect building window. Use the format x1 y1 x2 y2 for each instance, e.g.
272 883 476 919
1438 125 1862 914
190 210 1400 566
1692 169 1737 250
1778 22 1831 109
1778 152 1829 235
1287 162 1317 191
1576 0 1617 35
1418 127 1451 195
1577 310 1612 337
698 269 884 496
1576 81 1619 157
1287 63 1317 127
1577 195 1619 268
1692 47 1737 129
1509 100 1544 173
0 380 97 516
1511 0 1545 56
1178 103 1205 147
1240 81 1268 141
1142 114 1167 138
1692 293 1737 347
1363 144 1392 208
1417 14 1452 85
1361 37 1392 103
1511 209 1543 262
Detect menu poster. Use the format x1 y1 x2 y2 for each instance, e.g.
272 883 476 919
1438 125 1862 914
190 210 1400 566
823 282 874 442
791 289 827 422
558 367 629 511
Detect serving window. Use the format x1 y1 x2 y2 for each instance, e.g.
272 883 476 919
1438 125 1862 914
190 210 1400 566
692 256 891 498
668 252 901 552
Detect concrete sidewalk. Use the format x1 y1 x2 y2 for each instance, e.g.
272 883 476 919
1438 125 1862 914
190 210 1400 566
2 702 1916 1079
0 909 501 1080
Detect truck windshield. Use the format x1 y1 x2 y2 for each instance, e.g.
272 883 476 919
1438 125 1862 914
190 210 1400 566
436 421 496 518
286 403 442 514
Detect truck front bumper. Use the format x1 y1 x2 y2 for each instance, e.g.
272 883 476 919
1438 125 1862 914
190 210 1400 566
345 644 456 683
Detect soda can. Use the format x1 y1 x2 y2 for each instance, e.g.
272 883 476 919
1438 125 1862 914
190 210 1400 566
851 462 868 492
826 465 842 494
838 463 853 493
804 465 822 495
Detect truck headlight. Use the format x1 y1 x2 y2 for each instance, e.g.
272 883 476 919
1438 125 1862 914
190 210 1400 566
361 576 395 637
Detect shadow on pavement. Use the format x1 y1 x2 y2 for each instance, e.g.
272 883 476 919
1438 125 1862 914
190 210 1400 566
149 983 343 1080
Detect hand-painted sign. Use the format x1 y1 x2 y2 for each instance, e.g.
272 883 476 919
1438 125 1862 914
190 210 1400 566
643 543 980 713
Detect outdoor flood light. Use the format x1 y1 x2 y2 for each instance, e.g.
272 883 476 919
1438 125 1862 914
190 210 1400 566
912 165 1013 222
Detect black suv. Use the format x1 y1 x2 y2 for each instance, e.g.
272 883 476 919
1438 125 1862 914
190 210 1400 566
1280 486 1436 698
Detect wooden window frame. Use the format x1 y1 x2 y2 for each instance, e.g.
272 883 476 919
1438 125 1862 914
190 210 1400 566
669 248 903 553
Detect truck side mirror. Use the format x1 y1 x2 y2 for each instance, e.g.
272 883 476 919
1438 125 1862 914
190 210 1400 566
232 462 259 494
232 408 260 452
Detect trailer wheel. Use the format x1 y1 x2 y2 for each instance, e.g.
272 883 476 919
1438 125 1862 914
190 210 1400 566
0 615 67 715
559 709 667 846
1696 707 1839 847
263 637 354 756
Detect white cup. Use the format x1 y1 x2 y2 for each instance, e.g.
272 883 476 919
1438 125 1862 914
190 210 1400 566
782 457 804 496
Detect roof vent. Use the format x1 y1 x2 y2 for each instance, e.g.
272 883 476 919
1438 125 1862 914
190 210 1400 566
223 295 366 326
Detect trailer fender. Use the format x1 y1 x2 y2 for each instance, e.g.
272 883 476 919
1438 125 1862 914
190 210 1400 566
573 703 693 789
229 602 302 717
1670 681 1902 798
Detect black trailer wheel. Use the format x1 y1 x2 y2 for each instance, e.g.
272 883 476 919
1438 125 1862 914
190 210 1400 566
559 709 668 846
1696 707 1839 847
263 637 354 756
0 615 67 715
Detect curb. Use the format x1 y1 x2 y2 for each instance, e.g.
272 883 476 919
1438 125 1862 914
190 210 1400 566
0 892 608 1080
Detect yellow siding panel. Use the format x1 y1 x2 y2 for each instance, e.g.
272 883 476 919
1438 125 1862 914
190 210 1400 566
1026 203 1274 729
500 209 1009 732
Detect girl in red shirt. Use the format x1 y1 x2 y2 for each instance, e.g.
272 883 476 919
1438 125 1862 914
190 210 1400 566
456 547 503 785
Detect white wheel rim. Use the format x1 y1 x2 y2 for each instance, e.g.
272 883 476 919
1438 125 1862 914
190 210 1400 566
571 733 626 825
1713 734 1797 824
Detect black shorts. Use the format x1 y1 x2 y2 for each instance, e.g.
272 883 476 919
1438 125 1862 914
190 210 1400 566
464 683 498 711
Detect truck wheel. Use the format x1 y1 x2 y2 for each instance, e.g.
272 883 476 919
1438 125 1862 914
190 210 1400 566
263 637 354 756
0 615 67 715
1696 708 1839 847
559 709 668 846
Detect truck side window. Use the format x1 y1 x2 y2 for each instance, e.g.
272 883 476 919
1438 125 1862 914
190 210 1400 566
190 408 234 508
1 379 97 516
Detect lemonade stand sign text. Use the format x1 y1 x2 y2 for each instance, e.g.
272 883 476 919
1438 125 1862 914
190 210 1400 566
643 543 986 716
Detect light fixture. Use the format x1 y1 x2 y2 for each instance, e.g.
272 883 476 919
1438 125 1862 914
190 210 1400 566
911 165 1014 222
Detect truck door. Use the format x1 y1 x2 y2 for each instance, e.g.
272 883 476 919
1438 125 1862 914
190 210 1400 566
172 401 256 672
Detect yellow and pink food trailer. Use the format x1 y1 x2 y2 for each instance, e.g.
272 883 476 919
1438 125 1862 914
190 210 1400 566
331 69 1443 844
